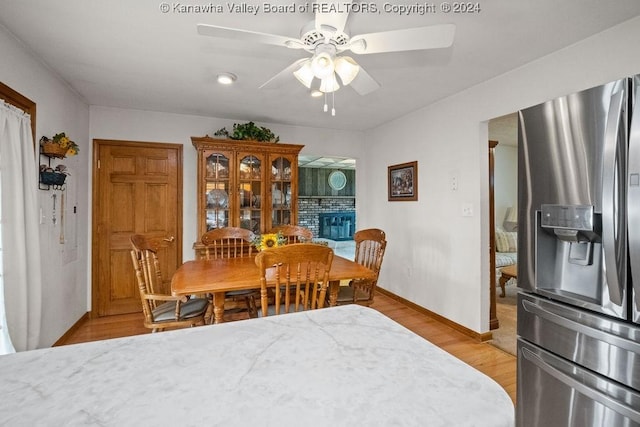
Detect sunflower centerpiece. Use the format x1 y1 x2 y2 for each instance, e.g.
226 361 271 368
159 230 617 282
252 231 286 251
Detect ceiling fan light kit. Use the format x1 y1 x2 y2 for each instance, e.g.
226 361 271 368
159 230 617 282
197 1 456 116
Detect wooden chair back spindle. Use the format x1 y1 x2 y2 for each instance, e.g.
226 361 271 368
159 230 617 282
201 227 255 259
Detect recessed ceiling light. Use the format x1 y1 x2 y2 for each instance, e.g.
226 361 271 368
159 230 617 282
217 73 237 85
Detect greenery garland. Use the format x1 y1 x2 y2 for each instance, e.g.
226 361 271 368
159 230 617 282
214 121 280 143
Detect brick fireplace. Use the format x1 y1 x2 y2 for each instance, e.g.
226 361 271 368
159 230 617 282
297 197 355 240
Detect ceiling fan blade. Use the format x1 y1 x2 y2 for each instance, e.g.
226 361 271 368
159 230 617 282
197 24 305 49
314 0 352 34
348 66 380 96
259 58 309 89
348 24 456 55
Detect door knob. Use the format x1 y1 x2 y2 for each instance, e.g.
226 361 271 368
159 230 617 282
163 236 175 243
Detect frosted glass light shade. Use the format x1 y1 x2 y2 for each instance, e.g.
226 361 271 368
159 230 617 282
293 61 314 88
319 75 340 93
311 52 334 79
334 57 360 85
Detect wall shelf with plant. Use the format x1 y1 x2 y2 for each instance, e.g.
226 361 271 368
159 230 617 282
38 132 78 190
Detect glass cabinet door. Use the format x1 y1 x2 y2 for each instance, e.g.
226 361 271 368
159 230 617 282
270 156 293 227
204 152 230 230
238 154 263 233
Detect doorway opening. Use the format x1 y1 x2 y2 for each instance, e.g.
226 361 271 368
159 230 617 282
298 155 356 260
488 113 518 355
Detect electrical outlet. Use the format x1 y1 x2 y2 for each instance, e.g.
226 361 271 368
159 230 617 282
462 203 473 217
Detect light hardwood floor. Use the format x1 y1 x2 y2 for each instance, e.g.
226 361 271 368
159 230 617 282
492 286 517 355
59 292 517 403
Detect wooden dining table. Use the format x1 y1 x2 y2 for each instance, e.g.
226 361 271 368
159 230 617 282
171 254 376 323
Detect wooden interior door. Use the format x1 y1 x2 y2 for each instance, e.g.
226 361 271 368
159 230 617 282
92 140 183 317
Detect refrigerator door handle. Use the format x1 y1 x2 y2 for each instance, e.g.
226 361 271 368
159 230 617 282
629 78 640 318
521 346 640 422
602 87 625 306
522 299 640 352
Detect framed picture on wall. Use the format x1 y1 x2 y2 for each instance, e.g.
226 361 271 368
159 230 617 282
388 161 418 201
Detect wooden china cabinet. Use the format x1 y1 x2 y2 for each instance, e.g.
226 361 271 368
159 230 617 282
191 136 304 256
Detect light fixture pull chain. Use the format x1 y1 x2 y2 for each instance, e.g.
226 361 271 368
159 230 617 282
323 91 328 113
331 91 336 116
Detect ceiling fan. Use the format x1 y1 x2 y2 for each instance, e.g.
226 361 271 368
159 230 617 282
197 1 455 112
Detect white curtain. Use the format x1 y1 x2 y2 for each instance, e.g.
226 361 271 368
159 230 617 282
0 100 42 353
0 182 11 354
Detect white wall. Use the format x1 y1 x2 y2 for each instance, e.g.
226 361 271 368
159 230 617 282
89 107 365 262
0 25 90 347
363 16 640 333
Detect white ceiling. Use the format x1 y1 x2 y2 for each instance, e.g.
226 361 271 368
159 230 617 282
1 1 640 132
299 155 355 169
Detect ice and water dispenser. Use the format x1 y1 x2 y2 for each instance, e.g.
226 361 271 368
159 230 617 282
535 204 604 304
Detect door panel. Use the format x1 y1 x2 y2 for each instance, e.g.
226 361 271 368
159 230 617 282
111 183 135 232
518 79 627 295
93 140 183 316
110 249 136 301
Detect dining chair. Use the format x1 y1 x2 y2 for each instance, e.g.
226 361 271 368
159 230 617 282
267 224 313 244
130 234 208 332
201 227 259 319
255 243 334 317
333 228 387 307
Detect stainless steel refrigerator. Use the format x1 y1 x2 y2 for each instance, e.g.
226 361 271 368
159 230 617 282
517 75 640 426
